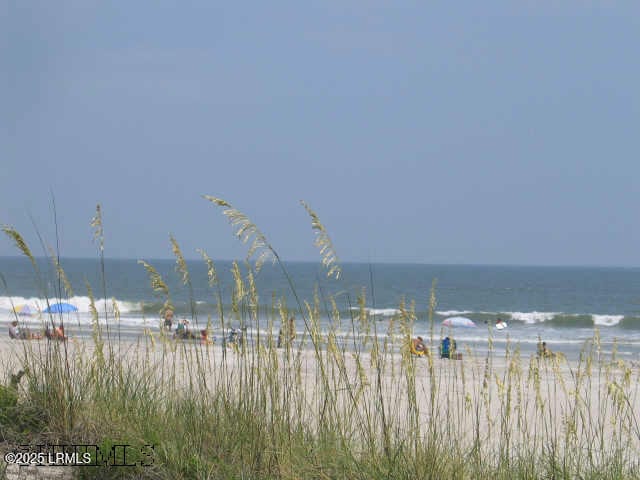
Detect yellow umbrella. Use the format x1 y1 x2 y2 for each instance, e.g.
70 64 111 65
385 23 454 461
13 305 33 316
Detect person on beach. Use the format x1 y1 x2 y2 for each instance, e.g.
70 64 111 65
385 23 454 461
175 319 198 340
175 318 185 338
53 325 67 340
537 341 554 358
9 320 42 340
163 309 174 331
277 317 296 348
8 320 20 339
44 324 66 341
440 337 462 360
200 329 213 345
411 336 427 355
175 318 191 339
226 327 244 347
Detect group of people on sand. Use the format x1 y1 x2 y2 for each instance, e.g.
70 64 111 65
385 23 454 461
8 320 66 341
162 309 297 349
162 309 213 344
410 336 463 360
8 320 41 340
410 334 559 360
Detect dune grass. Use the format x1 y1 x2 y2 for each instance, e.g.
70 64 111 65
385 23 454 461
1 201 640 479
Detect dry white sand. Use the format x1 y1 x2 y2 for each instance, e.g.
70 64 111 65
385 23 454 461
2 334 640 463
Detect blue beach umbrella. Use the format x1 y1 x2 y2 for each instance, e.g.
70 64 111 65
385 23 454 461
442 316 477 328
44 302 78 313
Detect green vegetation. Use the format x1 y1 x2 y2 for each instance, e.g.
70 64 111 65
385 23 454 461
1 201 640 479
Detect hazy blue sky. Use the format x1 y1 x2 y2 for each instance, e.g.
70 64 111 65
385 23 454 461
2 1 639 265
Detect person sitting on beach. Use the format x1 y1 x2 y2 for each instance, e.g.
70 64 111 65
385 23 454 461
226 327 244 347
44 324 66 341
52 325 67 341
174 319 197 340
410 336 427 356
200 329 213 345
175 318 188 339
175 318 185 338
8 321 20 339
163 309 174 331
440 336 462 360
9 321 42 340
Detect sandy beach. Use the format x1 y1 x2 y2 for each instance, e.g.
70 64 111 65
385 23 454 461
2 332 639 468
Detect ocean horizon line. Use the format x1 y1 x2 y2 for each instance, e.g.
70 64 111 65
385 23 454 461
1 255 638 270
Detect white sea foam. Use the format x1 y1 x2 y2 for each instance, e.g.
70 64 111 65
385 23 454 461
461 335 588 345
350 307 400 317
592 315 624 326
0 296 141 314
507 311 559 324
436 310 473 316
599 349 633 356
0 296 43 312
0 311 153 328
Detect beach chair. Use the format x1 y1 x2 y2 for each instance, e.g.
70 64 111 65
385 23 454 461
410 337 427 356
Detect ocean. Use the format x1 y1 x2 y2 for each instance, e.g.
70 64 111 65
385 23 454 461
2 256 640 361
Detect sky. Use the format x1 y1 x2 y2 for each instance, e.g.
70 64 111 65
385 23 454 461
2 1 640 266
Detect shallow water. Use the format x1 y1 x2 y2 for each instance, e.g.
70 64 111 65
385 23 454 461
2 257 640 361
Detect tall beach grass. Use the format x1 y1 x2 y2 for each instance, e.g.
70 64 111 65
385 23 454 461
1 200 640 479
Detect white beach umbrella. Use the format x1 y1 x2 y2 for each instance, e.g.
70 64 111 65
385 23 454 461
442 316 477 328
